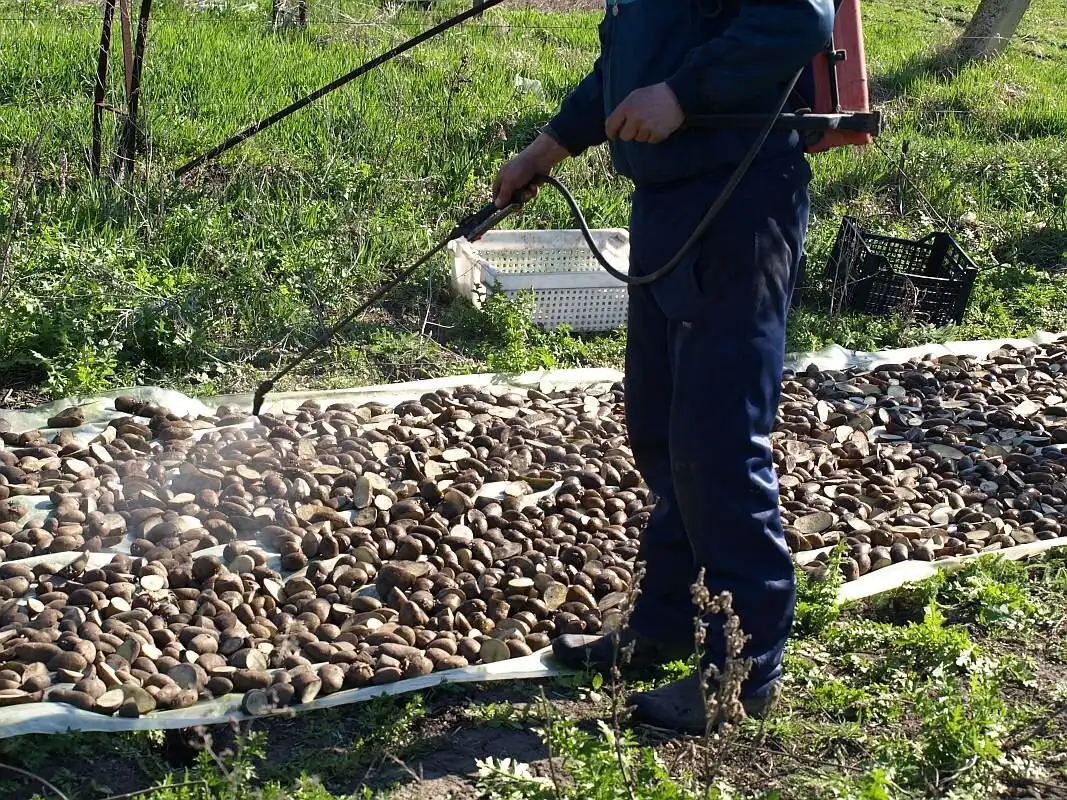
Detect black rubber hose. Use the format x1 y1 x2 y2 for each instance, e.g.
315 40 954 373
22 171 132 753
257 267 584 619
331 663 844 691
250 68 804 414
538 67 803 287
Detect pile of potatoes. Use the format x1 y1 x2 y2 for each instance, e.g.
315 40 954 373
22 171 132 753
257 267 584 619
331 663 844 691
4 339 1067 717
0 384 646 716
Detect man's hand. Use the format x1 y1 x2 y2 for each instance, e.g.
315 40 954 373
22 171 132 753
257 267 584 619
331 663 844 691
492 133 570 208
605 83 684 144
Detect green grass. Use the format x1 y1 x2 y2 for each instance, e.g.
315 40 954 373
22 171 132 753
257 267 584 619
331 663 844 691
0 0 630 398
1 0 1066 399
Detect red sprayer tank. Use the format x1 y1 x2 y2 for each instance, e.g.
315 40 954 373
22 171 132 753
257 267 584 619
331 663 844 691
802 0 873 152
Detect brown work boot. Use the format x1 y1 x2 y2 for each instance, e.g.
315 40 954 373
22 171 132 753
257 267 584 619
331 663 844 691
551 630 692 673
626 673 777 735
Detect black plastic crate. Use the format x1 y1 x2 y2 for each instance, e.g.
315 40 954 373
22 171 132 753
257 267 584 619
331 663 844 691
825 216 979 326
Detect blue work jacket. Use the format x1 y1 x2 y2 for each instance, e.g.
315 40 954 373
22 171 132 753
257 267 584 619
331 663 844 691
545 0 836 186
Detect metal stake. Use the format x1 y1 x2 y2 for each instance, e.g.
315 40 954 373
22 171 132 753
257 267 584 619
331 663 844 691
113 0 153 179
91 0 117 178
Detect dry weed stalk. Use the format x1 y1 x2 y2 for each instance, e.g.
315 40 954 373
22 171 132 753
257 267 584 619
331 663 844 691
607 560 647 800
535 688 567 800
270 0 308 31
690 568 754 791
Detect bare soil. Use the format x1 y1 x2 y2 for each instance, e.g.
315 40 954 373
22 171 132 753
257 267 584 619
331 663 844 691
259 683 583 797
383 724 552 800
0 363 48 409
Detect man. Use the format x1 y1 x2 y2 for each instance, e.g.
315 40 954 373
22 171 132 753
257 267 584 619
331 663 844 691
492 0 836 734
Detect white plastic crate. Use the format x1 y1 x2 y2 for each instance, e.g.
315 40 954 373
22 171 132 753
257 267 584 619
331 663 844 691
447 228 631 333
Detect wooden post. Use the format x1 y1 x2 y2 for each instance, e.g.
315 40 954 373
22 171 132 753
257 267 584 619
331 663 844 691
91 0 117 178
119 0 134 102
952 0 1033 63
112 0 153 179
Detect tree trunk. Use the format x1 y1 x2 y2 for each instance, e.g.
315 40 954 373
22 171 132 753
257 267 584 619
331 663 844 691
952 0 1032 63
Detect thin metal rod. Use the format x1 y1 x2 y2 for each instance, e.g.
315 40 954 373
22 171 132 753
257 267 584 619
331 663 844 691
0 762 71 800
174 0 508 180
251 236 452 415
113 0 153 179
91 0 117 178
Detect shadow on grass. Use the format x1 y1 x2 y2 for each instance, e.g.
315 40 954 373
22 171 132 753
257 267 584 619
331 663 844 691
994 225 1067 272
868 47 967 106
814 164 898 213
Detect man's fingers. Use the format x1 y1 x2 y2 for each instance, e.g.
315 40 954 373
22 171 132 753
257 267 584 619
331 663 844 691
514 177 538 204
494 178 515 208
521 177 540 200
618 116 642 142
604 85 683 144
499 166 529 206
495 172 542 207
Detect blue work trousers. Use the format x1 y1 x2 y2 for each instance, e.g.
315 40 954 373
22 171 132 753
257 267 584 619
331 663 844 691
623 156 811 698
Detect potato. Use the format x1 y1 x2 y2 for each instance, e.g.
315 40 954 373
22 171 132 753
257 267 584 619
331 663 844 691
0 689 40 707
371 666 402 685
232 669 271 692
49 688 97 711
290 670 322 704
317 664 344 696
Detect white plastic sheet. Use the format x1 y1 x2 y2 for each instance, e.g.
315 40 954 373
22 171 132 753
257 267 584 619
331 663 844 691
782 329 1067 372
0 649 565 738
3 333 1067 738
7 328 1067 432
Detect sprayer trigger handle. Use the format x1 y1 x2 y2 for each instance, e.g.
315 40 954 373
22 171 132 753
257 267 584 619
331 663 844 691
455 201 520 243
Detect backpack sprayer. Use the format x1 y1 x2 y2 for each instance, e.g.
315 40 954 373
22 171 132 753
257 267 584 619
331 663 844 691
169 0 880 415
